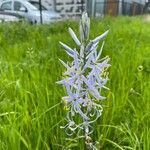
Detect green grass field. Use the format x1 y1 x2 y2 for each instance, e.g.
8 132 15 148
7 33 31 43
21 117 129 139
0 16 150 150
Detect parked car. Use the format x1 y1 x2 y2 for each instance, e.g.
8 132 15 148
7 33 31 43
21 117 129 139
0 11 23 22
0 0 62 24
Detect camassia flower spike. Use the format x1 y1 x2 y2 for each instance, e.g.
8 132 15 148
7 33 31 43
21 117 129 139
57 12 110 149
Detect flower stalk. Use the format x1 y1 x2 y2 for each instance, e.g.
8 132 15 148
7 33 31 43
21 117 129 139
57 12 110 149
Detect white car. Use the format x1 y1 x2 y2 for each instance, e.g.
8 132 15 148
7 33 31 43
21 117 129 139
0 11 23 22
0 0 61 24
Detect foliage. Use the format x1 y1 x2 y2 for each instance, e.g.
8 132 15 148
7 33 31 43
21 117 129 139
0 16 149 150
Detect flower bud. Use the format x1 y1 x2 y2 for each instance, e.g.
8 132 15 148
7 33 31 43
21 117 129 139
79 12 90 42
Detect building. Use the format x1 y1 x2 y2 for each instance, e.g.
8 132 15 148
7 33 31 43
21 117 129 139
87 0 147 17
25 0 148 17
33 0 85 17
40 0 148 17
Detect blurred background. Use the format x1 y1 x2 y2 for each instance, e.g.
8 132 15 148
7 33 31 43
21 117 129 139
17 0 150 17
0 0 150 24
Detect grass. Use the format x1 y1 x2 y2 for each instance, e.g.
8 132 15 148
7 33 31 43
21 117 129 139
0 16 150 150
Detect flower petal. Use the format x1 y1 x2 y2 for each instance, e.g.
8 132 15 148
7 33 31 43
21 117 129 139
69 27 81 46
92 30 109 44
59 41 75 57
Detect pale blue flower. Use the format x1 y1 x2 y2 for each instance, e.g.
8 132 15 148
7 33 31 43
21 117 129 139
57 12 110 139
